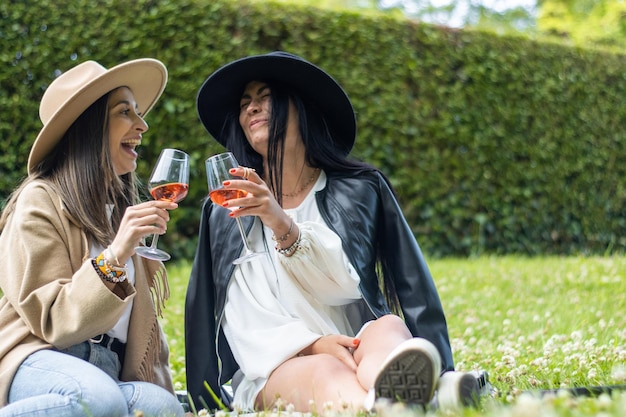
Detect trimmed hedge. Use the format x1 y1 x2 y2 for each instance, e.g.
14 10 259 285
2 0 626 258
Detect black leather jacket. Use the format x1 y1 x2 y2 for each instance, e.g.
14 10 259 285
185 170 454 409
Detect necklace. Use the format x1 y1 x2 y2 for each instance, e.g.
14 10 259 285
282 168 320 198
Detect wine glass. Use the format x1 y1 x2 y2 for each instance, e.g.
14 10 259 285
135 148 190 261
206 152 265 264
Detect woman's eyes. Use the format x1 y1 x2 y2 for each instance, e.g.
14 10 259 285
119 107 142 117
240 94 271 110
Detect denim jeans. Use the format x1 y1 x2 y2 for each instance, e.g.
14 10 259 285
0 343 185 417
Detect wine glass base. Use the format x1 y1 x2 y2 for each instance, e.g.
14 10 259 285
135 246 171 261
232 250 265 265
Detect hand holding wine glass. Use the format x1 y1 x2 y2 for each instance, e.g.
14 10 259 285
135 148 189 261
206 152 264 264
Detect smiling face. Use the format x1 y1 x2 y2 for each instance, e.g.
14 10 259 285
238 81 301 160
239 81 272 156
107 87 148 176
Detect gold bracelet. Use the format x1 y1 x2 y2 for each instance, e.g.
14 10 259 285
272 217 294 242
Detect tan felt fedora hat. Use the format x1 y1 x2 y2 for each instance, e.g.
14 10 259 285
28 58 167 173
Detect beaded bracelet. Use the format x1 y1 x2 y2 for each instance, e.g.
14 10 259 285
272 217 294 242
92 251 128 283
275 229 302 257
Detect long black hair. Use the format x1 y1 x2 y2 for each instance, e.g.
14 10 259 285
222 80 400 313
223 81 381 206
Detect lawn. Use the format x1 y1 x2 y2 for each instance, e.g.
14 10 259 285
162 256 626 416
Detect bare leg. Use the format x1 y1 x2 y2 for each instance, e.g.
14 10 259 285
353 314 413 389
256 314 414 412
256 353 367 411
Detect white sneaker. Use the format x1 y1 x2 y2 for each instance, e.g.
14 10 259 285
436 371 481 411
373 338 441 407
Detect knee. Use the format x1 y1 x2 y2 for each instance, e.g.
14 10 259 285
77 378 127 417
369 314 410 335
121 382 185 417
377 314 406 327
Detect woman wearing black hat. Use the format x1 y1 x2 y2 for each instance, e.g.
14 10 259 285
186 52 478 413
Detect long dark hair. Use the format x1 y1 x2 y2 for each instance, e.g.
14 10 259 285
1 90 140 247
224 81 379 205
222 80 401 313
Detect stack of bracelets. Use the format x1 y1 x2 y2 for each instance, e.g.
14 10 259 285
272 217 302 257
275 230 302 257
91 246 128 283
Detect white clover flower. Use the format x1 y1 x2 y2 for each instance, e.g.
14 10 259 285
511 393 542 417
322 401 333 412
597 393 613 410
587 368 597 379
611 364 626 381
274 397 285 411
502 354 517 366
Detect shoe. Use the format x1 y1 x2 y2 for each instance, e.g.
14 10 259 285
436 371 481 411
469 369 496 398
373 338 441 407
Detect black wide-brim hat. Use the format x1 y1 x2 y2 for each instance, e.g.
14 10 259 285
196 51 356 155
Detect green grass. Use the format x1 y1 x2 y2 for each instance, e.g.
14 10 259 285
162 256 626 416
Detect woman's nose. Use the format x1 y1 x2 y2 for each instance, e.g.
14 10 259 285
135 116 148 132
246 99 262 114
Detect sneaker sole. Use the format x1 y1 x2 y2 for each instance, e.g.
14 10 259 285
374 339 440 406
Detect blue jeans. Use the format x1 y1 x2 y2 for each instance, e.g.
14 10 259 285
0 343 185 417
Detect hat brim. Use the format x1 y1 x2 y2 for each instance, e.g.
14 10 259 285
196 52 356 155
28 58 167 173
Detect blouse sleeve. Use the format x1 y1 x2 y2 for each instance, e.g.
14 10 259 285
276 221 361 305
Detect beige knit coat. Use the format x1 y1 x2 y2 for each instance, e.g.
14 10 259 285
0 180 176 406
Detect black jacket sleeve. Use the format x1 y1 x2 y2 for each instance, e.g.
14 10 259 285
185 198 219 410
376 174 454 371
185 198 252 411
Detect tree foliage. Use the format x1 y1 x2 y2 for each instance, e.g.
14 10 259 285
537 0 626 51
289 0 626 52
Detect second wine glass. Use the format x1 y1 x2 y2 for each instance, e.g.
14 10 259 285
206 152 264 264
135 148 189 261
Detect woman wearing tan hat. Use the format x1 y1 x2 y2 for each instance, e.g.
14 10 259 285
0 59 185 416
185 52 480 413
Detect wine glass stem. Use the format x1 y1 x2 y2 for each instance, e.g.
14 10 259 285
235 218 254 253
150 233 160 249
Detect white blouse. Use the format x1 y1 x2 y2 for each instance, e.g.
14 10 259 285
89 205 135 343
222 171 364 410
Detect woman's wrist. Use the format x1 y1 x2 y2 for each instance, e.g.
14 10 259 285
271 216 294 243
275 226 302 257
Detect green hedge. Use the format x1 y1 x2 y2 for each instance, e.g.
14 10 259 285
2 0 626 258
